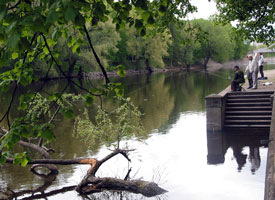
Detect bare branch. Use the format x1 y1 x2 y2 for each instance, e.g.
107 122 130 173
77 177 168 197
5 158 98 165
0 83 18 128
83 25 110 84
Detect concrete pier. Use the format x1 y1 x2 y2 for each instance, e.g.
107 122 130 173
205 70 275 199
205 94 225 132
265 95 275 200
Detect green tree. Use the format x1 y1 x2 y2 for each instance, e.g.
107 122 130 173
232 36 250 60
80 20 120 72
215 0 275 43
126 26 171 71
167 22 199 68
192 19 234 67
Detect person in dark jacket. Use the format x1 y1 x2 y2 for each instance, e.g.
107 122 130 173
231 65 245 91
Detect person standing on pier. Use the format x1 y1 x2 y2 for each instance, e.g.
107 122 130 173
231 65 245 91
258 52 264 79
245 53 259 89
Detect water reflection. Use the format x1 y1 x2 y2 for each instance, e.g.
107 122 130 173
0 69 268 200
207 130 269 174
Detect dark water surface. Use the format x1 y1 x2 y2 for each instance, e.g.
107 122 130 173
0 69 269 199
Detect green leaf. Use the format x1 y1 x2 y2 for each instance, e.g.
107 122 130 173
114 85 124 96
18 102 27 110
7 33 20 49
72 43 79 53
53 30 62 40
32 127 40 137
85 95 94 106
75 15 85 27
47 10 59 24
20 157 29 167
64 109 75 119
142 12 150 21
116 65 126 77
13 153 29 166
41 128 55 141
65 7 78 22
49 92 61 101
18 76 29 86
43 46 50 54
0 155 6 164
0 6 7 21
11 52 19 60
8 134 20 148
20 126 30 138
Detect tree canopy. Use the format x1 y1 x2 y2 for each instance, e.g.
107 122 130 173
215 0 275 43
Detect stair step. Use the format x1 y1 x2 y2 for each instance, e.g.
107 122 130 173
225 111 272 115
226 106 272 111
226 102 272 107
227 91 274 96
224 120 271 125
224 124 271 128
227 98 271 103
227 94 272 99
225 115 272 120
224 91 273 129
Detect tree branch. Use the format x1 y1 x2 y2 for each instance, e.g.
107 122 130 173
5 158 98 165
77 177 168 197
83 25 110 84
0 83 18 128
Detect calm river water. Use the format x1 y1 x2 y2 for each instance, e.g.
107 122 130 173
0 69 269 200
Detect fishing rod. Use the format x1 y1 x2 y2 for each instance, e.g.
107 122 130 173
188 68 232 81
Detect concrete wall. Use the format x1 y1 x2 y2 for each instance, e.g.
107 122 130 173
265 96 275 200
205 94 226 132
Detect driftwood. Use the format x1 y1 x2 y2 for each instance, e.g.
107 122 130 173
1 128 167 198
76 149 167 196
2 141 167 197
78 177 167 197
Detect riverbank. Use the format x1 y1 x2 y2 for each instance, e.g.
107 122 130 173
83 58 246 80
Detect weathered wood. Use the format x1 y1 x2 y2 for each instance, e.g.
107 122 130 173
77 177 167 197
5 158 98 165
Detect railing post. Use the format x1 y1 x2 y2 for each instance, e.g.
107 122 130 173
205 94 225 132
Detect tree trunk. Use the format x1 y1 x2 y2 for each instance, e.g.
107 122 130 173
145 59 153 74
203 57 210 69
77 177 167 197
66 58 77 79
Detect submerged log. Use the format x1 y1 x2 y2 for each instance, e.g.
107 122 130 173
77 177 168 197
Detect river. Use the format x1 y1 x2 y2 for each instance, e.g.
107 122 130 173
0 68 269 200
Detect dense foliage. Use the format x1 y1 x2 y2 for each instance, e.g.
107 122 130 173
215 0 275 43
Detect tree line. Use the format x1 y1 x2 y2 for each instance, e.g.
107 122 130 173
1 18 250 78
48 18 250 76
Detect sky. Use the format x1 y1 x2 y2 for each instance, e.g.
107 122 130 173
188 0 218 19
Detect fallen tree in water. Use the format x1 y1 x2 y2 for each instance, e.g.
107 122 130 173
0 98 167 198
3 145 167 198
